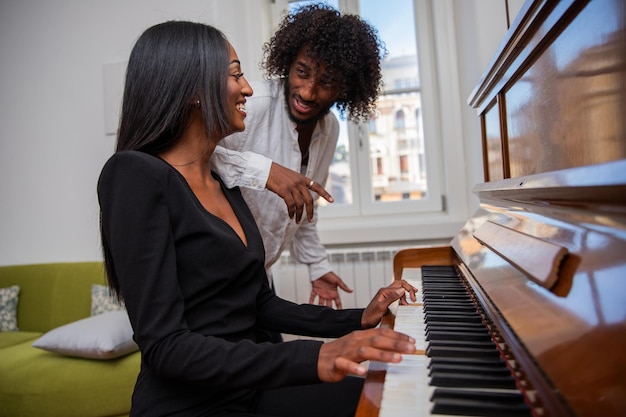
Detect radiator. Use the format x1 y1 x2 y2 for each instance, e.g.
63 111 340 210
272 247 407 309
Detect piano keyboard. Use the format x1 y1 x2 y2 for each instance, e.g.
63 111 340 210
378 265 533 417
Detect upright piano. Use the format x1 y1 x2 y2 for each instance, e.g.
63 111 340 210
355 0 626 416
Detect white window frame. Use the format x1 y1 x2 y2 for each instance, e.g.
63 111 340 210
274 0 470 245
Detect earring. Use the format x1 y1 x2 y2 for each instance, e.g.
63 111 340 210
194 100 201 108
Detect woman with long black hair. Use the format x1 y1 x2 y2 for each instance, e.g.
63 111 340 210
97 20 416 417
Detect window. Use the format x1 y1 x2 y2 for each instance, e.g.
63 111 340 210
281 0 468 244
395 110 406 130
368 118 377 134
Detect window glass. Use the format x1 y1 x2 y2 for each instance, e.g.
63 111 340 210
361 0 427 205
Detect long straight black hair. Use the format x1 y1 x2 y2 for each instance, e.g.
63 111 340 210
103 21 232 298
116 20 232 154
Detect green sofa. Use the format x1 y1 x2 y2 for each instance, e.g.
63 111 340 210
0 262 140 417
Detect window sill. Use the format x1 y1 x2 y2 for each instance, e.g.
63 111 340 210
317 211 465 247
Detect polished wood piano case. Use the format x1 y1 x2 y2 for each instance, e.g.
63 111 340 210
356 0 626 416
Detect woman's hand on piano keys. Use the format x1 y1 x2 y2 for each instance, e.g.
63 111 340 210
317 327 416 382
361 280 418 329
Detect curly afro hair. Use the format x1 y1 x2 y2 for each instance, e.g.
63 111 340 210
262 3 387 121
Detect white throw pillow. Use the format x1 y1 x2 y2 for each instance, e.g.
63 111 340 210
0 285 20 331
32 310 138 359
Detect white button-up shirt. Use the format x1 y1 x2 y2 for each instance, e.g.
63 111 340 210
212 79 338 282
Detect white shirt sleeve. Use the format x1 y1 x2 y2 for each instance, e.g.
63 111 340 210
212 145 272 190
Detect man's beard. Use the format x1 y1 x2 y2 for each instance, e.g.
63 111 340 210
282 79 332 126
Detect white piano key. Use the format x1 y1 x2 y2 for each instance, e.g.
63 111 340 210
381 305 430 417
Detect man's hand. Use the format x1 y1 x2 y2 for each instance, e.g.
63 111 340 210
266 162 333 223
317 327 416 382
361 280 418 329
310 272 353 309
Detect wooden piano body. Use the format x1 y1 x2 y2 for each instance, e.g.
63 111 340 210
356 0 626 416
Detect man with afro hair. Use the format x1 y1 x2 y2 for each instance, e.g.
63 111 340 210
213 3 387 314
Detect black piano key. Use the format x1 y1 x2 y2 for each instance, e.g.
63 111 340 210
422 288 468 292
423 265 446 268
421 268 458 277
426 331 492 342
422 273 460 278
423 300 477 311
422 281 459 287
423 292 471 298
431 387 527 404
421 278 458 282
421 278 459 282
426 330 491 340
427 345 502 360
429 363 512 377
427 340 497 350
424 308 483 316
423 284 463 288
424 300 475 306
426 322 489 331
422 265 457 269
425 314 484 323
421 285 467 290
422 273 458 276
422 281 462 286
422 265 450 268
424 294 472 301
423 272 457 276
430 372 518 389
423 304 477 312
424 310 479 316
429 356 508 368
430 389 532 417
422 276 462 280
431 397 532 417
422 282 464 287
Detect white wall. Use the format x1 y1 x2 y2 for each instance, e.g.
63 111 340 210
0 0 525 266
0 0 273 266
454 0 525 211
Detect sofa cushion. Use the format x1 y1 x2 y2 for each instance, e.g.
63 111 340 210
32 310 138 360
0 285 20 331
0 340 140 417
91 284 125 316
